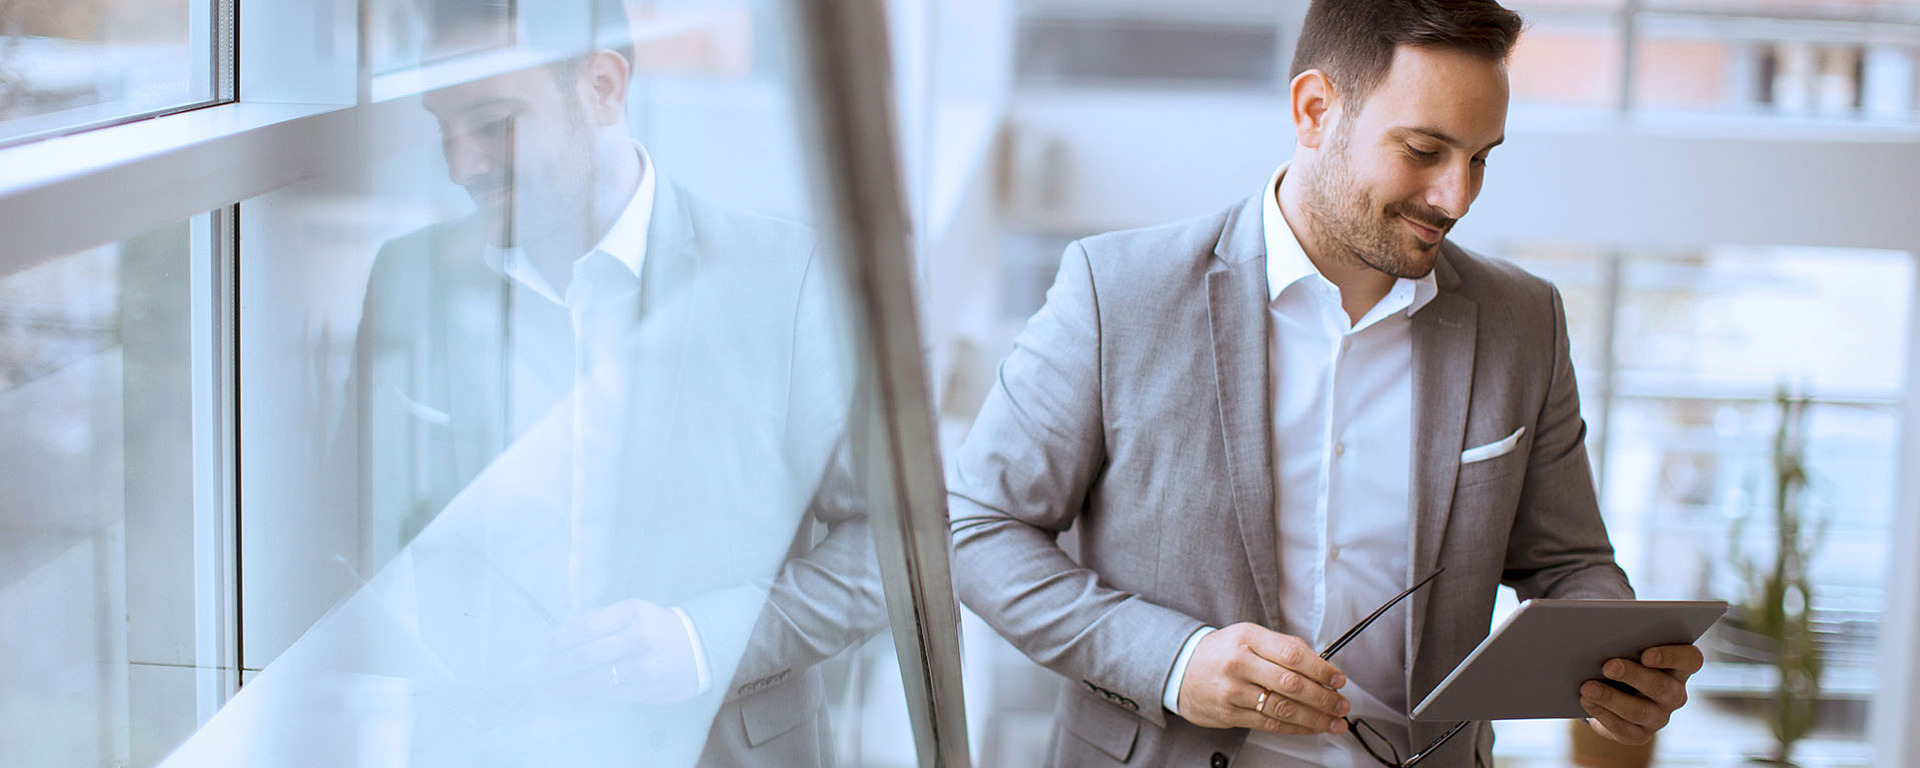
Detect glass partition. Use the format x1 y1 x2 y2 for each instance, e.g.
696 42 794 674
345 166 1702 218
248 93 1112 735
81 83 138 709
0 215 223 767
212 0 958 764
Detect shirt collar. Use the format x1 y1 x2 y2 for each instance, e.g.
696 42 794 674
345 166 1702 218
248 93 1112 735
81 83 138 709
1260 162 1438 317
593 142 656 278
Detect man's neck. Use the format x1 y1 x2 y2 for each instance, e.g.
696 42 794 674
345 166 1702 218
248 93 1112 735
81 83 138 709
1276 163 1398 326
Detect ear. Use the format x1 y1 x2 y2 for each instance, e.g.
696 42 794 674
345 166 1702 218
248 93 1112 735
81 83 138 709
1289 69 1339 150
581 48 632 127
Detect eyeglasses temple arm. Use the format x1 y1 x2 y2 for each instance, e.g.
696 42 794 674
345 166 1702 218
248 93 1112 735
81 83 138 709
1401 720 1472 768
1319 567 1446 661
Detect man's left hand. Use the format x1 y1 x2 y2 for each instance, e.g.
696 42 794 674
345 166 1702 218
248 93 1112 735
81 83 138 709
1581 643 1705 745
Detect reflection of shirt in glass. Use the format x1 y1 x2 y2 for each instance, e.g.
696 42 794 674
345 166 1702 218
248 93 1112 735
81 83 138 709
478 144 710 692
484 144 656 440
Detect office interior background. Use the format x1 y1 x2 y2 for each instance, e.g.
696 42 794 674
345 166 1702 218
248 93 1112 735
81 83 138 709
2 0 1918 766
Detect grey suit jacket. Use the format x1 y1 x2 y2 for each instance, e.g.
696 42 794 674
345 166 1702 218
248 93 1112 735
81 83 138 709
949 193 1633 768
336 179 886 765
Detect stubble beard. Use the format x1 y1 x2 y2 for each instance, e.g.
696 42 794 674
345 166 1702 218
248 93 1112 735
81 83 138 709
477 98 598 251
1301 126 1440 281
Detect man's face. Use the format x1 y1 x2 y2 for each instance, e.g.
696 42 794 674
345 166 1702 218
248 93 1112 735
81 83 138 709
1303 45 1510 279
423 66 596 249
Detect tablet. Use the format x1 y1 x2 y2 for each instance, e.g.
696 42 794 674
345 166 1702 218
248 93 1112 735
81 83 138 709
1410 599 1727 722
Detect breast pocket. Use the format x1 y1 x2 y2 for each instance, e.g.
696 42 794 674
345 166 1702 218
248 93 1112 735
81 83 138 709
1457 426 1528 490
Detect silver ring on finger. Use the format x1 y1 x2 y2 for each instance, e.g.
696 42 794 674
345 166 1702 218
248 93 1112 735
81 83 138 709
1255 688 1270 713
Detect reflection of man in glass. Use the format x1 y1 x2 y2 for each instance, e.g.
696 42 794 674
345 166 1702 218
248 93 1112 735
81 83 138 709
339 1 884 764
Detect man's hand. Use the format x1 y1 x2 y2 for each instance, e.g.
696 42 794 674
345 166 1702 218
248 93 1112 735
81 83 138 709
1581 643 1705 745
533 599 702 705
1177 623 1351 735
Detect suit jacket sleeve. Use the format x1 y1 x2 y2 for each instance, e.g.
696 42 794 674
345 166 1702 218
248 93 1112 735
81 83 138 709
1503 285 1634 601
682 243 890 704
948 241 1205 728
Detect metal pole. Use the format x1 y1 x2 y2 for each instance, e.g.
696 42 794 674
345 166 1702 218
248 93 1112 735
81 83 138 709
784 1 973 766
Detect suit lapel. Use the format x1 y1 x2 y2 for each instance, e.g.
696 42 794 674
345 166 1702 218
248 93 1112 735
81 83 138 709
613 179 700 528
1408 247 1477 662
1206 196 1283 629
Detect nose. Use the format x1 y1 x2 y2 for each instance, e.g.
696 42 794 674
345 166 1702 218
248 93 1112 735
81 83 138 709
1427 161 1475 221
443 132 496 187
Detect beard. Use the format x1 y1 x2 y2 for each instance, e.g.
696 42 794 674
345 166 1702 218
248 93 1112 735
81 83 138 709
1300 125 1454 280
469 100 597 251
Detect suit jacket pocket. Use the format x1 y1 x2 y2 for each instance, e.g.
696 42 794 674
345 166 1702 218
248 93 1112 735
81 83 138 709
1460 426 1524 464
739 670 824 747
1060 684 1141 762
1457 427 1528 490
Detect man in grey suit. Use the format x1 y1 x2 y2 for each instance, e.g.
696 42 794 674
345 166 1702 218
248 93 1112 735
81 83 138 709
950 1 1704 766
332 4 888 764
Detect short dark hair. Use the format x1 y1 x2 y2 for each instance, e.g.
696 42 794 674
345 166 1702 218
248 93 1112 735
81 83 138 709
1289 0 1524 110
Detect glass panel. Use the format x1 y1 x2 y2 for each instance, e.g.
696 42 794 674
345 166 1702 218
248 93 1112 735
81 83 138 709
1613 246 1913 398
0 0 216 144
370 0 518 74
1015 13 1281 89
1641 0 1920 21
0 217 211 767
1632 13 1920 120
1509 11 1625 107
184 0 926 765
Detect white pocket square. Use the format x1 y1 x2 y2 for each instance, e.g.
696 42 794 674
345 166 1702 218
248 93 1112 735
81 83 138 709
1460 426 1525 464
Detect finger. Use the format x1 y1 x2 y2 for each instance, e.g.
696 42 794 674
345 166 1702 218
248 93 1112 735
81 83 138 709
1602 658 1686 711
1250 716 1325 736
1256 688 1345 733
1244 632 1347 690
1583 702 1652 747
1642 645 1705 679
1221 700 1322 736
1582 679 1666 732
1245 660 1351 719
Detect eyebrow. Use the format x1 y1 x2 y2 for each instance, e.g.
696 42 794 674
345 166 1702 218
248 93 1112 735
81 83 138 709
1397 126 1504 154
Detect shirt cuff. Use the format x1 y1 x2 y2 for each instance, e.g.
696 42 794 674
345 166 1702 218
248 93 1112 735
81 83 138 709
670 605 714 695
1163 626 1216 717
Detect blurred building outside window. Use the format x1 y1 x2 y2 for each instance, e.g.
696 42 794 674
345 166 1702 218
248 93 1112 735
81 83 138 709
1009 0 1920 123
0 0 218 145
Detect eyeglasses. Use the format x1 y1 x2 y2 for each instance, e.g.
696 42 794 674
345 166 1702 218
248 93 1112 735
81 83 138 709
1318 567 1476 768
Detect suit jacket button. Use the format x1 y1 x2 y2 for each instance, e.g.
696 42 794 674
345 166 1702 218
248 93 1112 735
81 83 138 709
1210 752 1229 768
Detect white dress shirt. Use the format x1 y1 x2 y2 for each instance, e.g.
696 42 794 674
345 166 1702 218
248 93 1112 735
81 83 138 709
481 144 710 693
1164 164 1436 767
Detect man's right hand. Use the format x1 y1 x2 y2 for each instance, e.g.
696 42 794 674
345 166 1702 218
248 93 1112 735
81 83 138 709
1177 623 1352 735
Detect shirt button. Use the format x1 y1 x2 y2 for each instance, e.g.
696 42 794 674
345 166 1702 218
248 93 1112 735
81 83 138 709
1333 441 1345 457
1329 544 1342 559
1342 338 1353 352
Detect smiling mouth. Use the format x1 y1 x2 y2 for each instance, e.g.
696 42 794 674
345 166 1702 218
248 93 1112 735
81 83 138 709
1401 216 1445 244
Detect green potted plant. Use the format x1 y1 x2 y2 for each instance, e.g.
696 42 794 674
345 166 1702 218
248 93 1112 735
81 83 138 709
1725 388 1824 766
